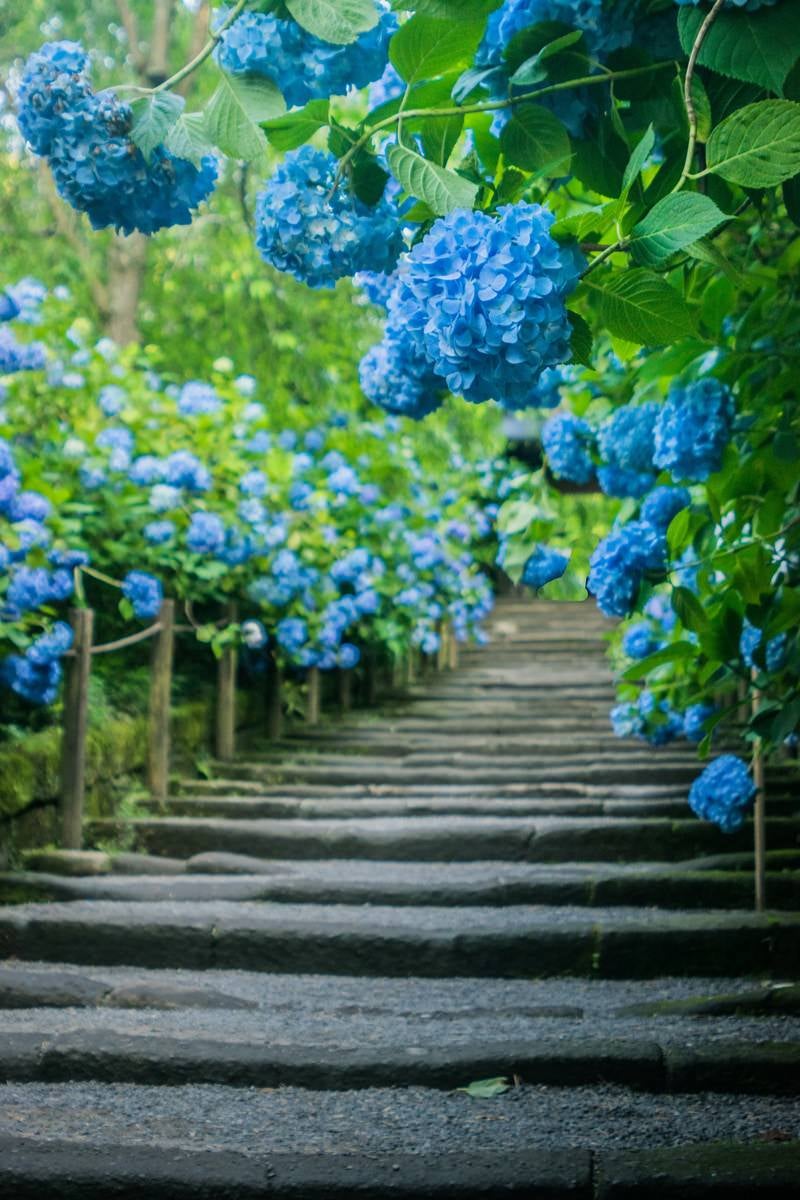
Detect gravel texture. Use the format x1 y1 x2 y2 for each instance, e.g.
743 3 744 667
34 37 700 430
0 1081 797 1155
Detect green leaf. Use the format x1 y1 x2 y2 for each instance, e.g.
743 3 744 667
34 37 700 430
568 311 592 368
499 104 571 176
456 1076 511 1098
390 16 485 84
387 143 478 214
130 92 184 161
677 6 800 95
285 0 378 45
672 586 709 634
420 113 464 166
509 30 583 86
620 124 655 200
666 507 692 557
164 112 216 168
629 194 727 268
705 100 800 187
622 641 697 682
685 238 743 285
205 72 284 161
262 99 330 151
583 269 695 346
393 0 503 16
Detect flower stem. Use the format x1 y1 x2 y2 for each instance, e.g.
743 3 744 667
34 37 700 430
150 0 249 95
673 0 726 194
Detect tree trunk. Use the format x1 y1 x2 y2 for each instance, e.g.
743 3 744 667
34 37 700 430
106 234 148 345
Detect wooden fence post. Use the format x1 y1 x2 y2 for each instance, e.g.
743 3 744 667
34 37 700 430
751 671 766 913
448 628 459 670
216 602 238 762
265 655 284 740
60 607 94 850
147 598 174 803
338 667 353 712
436 624 448 672
306 665 321 725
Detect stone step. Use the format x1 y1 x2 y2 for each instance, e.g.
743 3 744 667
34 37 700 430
177 778 693 800
4 863 799 910
0 1024 797 1094
223 761 706 787
1 1130 798 1198
1 901 798 977
85 814 800 864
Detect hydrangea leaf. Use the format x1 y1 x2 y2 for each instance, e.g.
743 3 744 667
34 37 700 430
389 16 485 85
164 113 216 169
387 143 478 213
620 125 655 201
629 194 727 268
262 100 330 151
391 1 504 18
706 101 800 188
420 113 464 165
677 6 800 95
499 104 571 177
130 92 185 162
568 311 592 368
584 269 695 347
509 29 583 86
285 0 378 45
621 641 696 682
672 585 709 634
205 72 285 162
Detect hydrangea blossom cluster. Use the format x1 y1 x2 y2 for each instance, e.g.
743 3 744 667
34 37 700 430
683 703 716 743
255 147 404 288
640 486 690 531
688 754 756 833
0 328 46 374
621 621 663 660
610 690 683 746
216 3 396 108
653 378 735 482
542 412 596 484
596 402 658 498
122 571 163 621
739 619 788 673
359 289 445 420
16 42 216 235
521 544 569 589
587 521 665 617
389 205 582 409
674 0 776 9
0 620 73 705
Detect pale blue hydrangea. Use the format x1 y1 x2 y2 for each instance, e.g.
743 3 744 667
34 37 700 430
144 520 175 545
179 381 220 416
164 450 211 492
394 205 582 407
542 412 596 483
98 385 126 416
588 521 665 617
186 511 226 555
688 754 755 833
215 4 396 108
653 378 735 482
0 328 46 373
255 147 404 288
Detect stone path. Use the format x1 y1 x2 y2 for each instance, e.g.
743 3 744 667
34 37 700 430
0 598 799 1197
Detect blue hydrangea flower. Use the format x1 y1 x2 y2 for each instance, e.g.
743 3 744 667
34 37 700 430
610 701 645 739
240 469 268 497
638 689 684 745
368 62 405 109
653 378 735 482
0 292 20 323
675 0 776 10
338 643 361 669
354 270 396 309
622 622 661 660
8 490 51 523
275 616 308 657
27 621 74 665
6 277 49 324
0 328 46 373
179 381 220 416
598 402 658 474
393 205 582 407
542 412 596 483
501 364 574 412
588 521 666 617
1 645 66 705
144 520 175 545
640 486 690 530
216 3 396 108
521 544 569 589
359 297 445 420
739 619 788 673
683 703 716 743
98 385 126 416
16 42 217 236
186 511 226 555
164 450 210 492
688 754 755 833
130 455 165 486
255 146 404 288
598 465 656 499
122 570 163 620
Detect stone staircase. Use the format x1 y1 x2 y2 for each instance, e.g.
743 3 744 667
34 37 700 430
0 598 799 1196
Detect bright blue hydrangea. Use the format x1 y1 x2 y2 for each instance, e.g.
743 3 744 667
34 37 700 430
0 328 46 373
216 3 396 108
393 205 582 407
1 622 73 706
186 511 226 555
6 278 50 324
4 566 73 617
164 450 211 492
542 412 596 483
255 146 404 288
122 570 163 620
501 364 575 412
622 622 662 660
480 0 636 66
354 271 396 309
739 619 788 673
0 292 20 322
675 0 776 10
653 378 735 482
588 521 666 617
521 544 569 589
16 42 217 236
359 286 445 420
683 702 716 743
638 689 684 745
338 643 361 670
598 466 656 499
598 402 658 474
179 381 220 416
8 490 51 523
275 616 308 657
688 754 755 833
640 486 690 530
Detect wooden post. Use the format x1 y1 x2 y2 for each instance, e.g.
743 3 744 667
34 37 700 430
216 602 238 762
751 671 766 913
338 667 353 712
60 607 94 850
448 628 459 671
365 648 378 706
306 665 321 725
436 624 448 672
405 648 416 686
147 599 174 803
265 655 283 740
